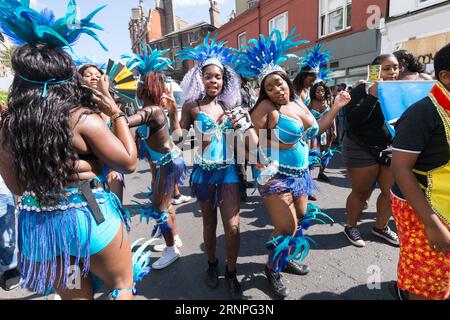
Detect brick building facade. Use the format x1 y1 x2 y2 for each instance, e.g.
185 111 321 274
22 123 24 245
218 0 389 86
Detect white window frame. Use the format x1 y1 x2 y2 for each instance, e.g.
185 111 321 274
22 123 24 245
238 32 247 50
247 0 258 9
269 12 289 39
417 0 446 9
319 0 352 38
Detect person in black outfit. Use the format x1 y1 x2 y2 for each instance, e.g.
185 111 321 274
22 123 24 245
342 54 400 248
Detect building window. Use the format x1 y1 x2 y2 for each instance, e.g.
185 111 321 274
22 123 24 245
188 31 200 44
238 32 247 50
319 0 352 37
247 0 258 9
172 37 180 48
269 12 289 39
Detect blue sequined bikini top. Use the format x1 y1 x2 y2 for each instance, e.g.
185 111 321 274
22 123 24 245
310 105 331 120
273 102 319 145
194 112 233 135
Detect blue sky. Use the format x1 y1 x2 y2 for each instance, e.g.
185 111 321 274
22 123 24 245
32 0 235 63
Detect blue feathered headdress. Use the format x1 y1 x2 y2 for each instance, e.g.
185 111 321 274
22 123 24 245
70 53 106 71
121 43 173 77
0 0 108 52
176 32 235 70
299 43 333 77
234 28 309 85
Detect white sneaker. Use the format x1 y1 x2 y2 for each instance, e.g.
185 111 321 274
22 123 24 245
151 246 181 270
153 235 183 252
172 194 192 205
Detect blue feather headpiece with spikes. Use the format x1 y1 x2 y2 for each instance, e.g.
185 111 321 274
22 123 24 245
176 32 235 71
121 43 173 77
234 28 309 85
0 0 108 52
70 53 106 71
299 42 333 77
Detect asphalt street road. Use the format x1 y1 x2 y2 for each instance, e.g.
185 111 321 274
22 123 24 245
0 155 400 300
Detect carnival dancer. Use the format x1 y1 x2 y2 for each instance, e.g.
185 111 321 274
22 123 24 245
298 43 337 183
77 62 126 206
172 33 243 299
390 43 450 300
122 44 186 270
309 82 338 182
293 43 332 106
0 0 152 300
233 28 351 298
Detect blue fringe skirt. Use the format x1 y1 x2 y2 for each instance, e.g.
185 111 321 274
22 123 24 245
190 164 239 209
18 187 126 294
255 169 317 198
139 143 188 198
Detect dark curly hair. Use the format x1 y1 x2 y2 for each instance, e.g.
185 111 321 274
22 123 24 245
393 50 425 73
4 44 86 204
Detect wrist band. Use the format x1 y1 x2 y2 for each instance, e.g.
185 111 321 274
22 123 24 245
111 112 128 124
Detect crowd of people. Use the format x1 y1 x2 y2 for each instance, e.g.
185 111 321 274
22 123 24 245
0 1 448 301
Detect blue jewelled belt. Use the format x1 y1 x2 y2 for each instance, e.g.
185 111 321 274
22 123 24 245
194 153 233 171
277 164 309 178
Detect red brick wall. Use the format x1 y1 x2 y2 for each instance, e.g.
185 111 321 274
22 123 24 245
148 9 164 42
217 0 388 49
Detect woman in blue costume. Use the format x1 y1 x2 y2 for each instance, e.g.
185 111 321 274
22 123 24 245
77 62 126 204
171 34 243 300
0 0 151 300
309 81 338 183
234 29 351 298
122 44 187 270
293 43 332 106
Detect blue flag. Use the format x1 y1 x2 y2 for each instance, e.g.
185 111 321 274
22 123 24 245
378 81 436 136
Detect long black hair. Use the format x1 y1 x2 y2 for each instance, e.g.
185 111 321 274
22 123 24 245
252 71 296 113
293 66 317 93
393 50 425 73
4 44 83 204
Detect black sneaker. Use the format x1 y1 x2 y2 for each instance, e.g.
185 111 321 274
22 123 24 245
372 226 399 246
224 267 243 300
283 260 310 276
264 265 289 299
388 281 409 300
206 259 219 289
317 173 331 183
344 226 366 247
0 268 21 291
